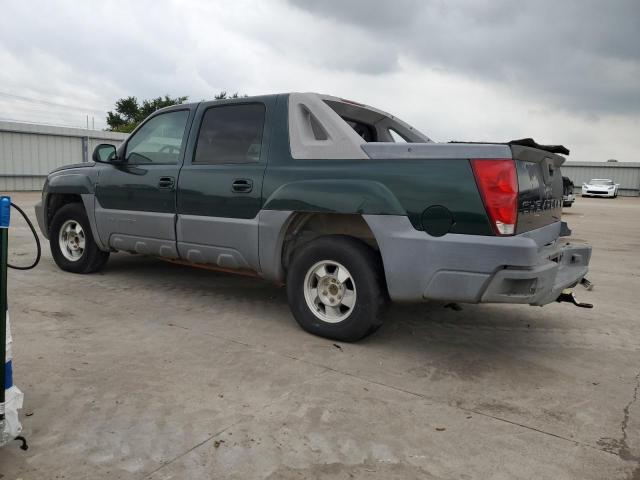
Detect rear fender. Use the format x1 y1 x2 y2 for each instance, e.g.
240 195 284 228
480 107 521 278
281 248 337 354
262 179 406 216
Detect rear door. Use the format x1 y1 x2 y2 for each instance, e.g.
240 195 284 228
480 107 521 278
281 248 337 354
176 98 272 271
94 109 192 257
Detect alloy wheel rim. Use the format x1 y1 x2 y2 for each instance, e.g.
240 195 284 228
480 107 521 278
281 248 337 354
303 260 357 323
59 219 86 262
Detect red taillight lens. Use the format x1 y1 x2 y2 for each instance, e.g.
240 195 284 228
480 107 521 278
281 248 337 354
470 159 518 235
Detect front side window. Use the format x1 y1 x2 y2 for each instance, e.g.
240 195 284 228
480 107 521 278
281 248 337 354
126 110 189 164
194 104 265 164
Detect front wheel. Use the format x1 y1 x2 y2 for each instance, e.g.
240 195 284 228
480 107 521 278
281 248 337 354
286 236 387 342
50 203 109 273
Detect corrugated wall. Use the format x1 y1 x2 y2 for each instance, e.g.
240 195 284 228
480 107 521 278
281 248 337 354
0 121 127 192
562 162 640 196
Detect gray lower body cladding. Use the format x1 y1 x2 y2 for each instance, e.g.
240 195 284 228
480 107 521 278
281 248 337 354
34 200 46 238
37 196 590 307
363 215 590 306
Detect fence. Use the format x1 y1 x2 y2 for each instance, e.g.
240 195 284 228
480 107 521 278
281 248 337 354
0 120 127 191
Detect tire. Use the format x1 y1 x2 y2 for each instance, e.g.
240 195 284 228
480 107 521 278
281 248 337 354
286 235 387 342
49 203 109 274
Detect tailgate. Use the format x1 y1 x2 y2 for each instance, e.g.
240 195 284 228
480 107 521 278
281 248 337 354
512 145 564 234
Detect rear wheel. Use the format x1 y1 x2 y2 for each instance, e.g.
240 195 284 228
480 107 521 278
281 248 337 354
50 203 109 273
286 236 386 342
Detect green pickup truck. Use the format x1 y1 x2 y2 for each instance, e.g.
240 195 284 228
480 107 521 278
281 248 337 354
35 93 592 341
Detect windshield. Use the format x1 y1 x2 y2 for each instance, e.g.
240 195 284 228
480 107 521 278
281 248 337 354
589 179 613 185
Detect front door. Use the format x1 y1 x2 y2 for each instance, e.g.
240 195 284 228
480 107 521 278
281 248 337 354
94 109 191 257
176 100 271 271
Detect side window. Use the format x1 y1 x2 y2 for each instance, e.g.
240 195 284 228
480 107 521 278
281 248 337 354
194 104 265 164
125 110 189 165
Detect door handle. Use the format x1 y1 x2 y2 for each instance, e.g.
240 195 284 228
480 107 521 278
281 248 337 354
231 178 253 193
158 176 175 189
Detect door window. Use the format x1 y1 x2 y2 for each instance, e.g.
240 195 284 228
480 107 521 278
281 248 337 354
125 110 189 164
194 104 265 164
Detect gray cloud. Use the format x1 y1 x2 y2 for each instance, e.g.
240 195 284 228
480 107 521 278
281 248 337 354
287 0 640 116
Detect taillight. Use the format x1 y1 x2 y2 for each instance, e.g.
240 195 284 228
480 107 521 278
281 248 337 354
470 158 518 235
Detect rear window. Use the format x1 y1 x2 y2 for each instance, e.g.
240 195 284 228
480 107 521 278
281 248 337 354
194 103 265 164
323 99 429 143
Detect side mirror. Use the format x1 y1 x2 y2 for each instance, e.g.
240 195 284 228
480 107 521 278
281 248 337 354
92 144 118 163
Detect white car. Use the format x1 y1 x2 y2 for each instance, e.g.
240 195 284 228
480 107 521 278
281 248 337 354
582 179 619 198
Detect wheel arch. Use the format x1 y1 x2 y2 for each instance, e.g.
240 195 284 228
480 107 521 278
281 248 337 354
45 193 84 236
46 192 107 250
260 211 385 286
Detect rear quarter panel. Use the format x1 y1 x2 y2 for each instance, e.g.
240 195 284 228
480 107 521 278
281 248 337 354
262 159 492 235
262 95 492 235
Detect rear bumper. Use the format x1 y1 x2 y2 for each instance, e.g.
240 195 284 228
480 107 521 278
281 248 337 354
363 215 591 306
480 242 590 305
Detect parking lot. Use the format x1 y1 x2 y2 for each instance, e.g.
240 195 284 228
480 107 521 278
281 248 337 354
0 192 638 479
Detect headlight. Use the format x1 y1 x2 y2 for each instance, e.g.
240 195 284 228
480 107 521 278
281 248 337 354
608 186 615 189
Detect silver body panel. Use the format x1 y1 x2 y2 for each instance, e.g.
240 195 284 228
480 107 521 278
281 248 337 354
362 215 590 305
362 142 512 160
94 201 178 257
176 214 259 270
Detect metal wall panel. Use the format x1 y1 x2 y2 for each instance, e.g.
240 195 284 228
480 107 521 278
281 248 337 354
0 121 127 191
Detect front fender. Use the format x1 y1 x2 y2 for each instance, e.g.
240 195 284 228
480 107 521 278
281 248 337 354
262 179 406 216
47 172 95 194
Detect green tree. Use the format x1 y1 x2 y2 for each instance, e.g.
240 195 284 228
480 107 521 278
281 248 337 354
106 91 248 132
106 95 188 132
213 91 247 100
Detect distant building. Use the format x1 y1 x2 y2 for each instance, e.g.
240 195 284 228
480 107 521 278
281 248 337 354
0 120 127 191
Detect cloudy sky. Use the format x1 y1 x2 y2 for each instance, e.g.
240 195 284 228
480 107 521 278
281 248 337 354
1 0 638 161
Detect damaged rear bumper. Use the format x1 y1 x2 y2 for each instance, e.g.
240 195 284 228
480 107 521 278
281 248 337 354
480 241 591 305
362 215 592 306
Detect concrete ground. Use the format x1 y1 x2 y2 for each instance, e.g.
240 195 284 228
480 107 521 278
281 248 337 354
0 192 638 480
